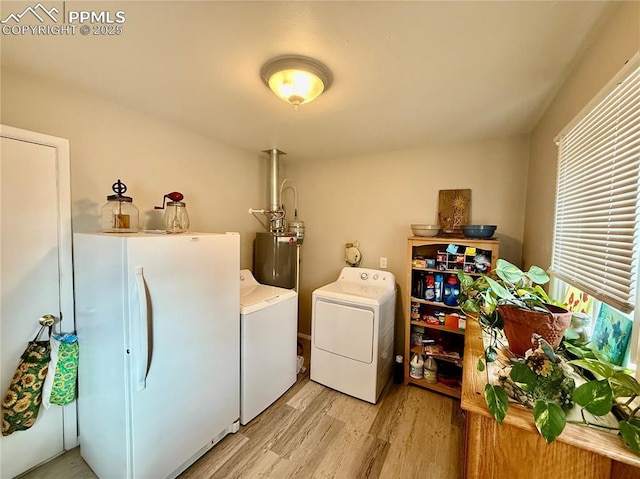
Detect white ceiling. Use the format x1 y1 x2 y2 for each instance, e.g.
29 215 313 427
1 1 612 161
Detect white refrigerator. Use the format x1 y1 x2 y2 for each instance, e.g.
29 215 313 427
74 232 240 479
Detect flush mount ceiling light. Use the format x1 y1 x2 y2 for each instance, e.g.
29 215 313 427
260 55 333 110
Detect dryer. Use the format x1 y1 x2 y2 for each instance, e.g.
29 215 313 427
310 267 396 404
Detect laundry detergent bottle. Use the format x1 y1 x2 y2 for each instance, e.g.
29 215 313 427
409 353 424 379
443 274 460 306
424 356 438 384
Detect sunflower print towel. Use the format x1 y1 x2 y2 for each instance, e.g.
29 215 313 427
2 340 50 436
49 334 78 406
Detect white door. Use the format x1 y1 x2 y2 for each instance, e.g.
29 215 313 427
0 126 75 478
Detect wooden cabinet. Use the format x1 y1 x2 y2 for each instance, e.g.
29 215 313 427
404 236 499 398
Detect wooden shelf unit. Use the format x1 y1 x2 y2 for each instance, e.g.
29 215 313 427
404 236 499 399
410 320 465 336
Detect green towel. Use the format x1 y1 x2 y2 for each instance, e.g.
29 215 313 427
49 334 79 406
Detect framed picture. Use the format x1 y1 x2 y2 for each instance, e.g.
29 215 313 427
591 303 632 366
438 189 471 234
562 285 594 315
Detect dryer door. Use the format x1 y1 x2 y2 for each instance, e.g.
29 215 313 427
313 299 374 363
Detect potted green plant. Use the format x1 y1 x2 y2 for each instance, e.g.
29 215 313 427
481 333 640 455
458 259 640 455
458 259 572 356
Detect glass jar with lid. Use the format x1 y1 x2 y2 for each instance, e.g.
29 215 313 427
100 179 139 233
155 192 189 233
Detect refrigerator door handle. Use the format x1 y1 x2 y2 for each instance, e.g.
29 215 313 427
134 266 150 391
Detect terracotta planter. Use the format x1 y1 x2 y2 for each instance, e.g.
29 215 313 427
498 304 572 356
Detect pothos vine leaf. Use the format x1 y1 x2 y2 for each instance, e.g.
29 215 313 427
509 362 538 390
533 400 566 443
609 371 640 399
573 380 613 416
569 359 616 379
484 384 509 424
526 265 550 285
564 342 588 358
495 259 524 284
486 277 513 300
477 358 485 372
619 421 640 455
484 346 498 363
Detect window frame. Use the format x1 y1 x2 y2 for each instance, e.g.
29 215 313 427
550 53 640 373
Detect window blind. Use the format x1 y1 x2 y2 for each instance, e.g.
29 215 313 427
551 57 640 314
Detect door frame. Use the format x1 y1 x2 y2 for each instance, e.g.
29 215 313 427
1 124 77 450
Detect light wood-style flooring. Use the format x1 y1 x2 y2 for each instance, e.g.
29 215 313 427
19 347 464 479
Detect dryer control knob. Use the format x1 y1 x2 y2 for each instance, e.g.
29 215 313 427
373 274 379 280
360 272 369 280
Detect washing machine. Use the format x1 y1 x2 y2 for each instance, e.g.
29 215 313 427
311 267 396 404
240 269 298 425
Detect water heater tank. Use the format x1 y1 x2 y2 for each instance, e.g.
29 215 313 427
254 232 297 289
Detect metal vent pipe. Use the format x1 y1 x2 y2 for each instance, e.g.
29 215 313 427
264 148 285 212
262 148 286 233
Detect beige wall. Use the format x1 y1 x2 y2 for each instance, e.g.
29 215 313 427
8 0 634 354
286 136 530 351
1 67 530 356
1 68 265 268
524 2 640 270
